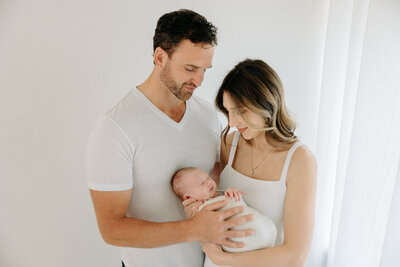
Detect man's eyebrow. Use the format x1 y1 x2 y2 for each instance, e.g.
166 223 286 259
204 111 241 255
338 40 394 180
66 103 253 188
185 64 213 69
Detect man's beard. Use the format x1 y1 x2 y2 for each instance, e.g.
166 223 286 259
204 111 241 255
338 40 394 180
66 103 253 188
160 63 195 101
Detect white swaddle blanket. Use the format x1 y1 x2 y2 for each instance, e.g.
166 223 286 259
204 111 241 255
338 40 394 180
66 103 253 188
200 195 277 252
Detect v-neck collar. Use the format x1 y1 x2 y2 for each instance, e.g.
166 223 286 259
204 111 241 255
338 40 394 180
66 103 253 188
132 87 190 130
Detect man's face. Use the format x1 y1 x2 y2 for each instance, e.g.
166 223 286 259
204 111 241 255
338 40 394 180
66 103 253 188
160 39 214 101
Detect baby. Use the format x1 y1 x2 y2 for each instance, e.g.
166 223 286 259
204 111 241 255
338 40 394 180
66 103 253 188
171 167 277 253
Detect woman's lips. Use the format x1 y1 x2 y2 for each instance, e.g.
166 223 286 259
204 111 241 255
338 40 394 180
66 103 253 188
238 127 247 133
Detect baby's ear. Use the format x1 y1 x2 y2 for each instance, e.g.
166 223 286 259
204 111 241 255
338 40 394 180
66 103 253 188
183 194 191 200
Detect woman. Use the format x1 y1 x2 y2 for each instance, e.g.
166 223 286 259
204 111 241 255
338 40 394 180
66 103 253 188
204 59 316 267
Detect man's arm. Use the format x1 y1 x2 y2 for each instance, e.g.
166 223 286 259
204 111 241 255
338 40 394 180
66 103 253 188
90 189 254 248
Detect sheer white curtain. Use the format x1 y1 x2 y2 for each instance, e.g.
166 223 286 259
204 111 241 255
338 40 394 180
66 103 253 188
307 0 400 266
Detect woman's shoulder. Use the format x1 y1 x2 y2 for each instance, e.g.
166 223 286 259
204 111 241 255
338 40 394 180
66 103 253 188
292 143 315 163
287 143 317 182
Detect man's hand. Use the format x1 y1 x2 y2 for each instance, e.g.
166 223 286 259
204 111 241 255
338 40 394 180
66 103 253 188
189 199 254 248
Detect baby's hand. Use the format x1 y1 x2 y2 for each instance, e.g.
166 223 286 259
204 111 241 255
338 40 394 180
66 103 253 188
224 187 247 202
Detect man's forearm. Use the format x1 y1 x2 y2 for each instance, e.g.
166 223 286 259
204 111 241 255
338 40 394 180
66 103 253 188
100 217 195 248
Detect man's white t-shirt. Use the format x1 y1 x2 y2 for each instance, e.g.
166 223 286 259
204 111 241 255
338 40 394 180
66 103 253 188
87 87 221 267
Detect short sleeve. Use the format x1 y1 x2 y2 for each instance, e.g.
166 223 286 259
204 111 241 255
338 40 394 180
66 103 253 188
86 115 134 191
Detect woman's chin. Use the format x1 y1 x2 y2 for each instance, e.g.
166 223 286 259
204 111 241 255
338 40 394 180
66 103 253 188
241 132 252 140
241 130 264 141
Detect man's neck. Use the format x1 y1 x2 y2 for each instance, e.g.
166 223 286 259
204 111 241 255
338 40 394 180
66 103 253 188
137 71 186 122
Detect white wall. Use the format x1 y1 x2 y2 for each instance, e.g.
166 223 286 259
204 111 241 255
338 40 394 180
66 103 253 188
0 1 328 266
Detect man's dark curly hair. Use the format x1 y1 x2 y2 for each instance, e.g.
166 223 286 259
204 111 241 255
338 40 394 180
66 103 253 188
153 9 218 57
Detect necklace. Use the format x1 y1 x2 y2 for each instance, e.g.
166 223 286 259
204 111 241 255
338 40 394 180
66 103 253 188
250 143 273 176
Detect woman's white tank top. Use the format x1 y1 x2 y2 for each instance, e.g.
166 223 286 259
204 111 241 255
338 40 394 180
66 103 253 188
219 131 303 246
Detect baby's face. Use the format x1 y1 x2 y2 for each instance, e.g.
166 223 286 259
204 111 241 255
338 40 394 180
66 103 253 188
182 168 217 201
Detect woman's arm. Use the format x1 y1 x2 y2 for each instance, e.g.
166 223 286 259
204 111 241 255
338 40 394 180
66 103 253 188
205 146 317 267
210 161 222 185
220 132 235 169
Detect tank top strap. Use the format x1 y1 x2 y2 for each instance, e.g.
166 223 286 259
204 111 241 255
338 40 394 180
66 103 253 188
280 141 304 182
227 131 240 166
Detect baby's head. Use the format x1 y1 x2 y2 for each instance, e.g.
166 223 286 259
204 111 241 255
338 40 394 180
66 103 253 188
171 167 217 201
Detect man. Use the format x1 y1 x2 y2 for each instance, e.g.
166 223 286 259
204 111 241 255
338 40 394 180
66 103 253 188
87 9 254 267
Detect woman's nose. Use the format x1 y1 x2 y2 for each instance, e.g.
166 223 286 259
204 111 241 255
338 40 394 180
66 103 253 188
229 113 238 127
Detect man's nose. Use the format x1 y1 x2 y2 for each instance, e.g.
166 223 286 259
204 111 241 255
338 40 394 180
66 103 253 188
191 71 204 87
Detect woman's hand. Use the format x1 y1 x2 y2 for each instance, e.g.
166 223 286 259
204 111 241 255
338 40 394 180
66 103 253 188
201 242 232 266
224 187 247 202
182 198 204 218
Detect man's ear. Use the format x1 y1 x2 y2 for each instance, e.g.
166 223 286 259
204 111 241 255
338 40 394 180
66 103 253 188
153 47 168 68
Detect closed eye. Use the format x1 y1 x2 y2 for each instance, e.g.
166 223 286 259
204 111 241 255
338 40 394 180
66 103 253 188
230 107 247 115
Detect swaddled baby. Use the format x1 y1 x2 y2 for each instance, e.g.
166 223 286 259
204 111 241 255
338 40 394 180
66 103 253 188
171 167 277 252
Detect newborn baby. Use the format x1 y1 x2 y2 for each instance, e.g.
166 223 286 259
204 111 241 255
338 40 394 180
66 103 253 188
171 167 277 252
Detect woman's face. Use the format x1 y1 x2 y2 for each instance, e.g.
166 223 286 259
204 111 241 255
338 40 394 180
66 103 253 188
222 91 266 140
